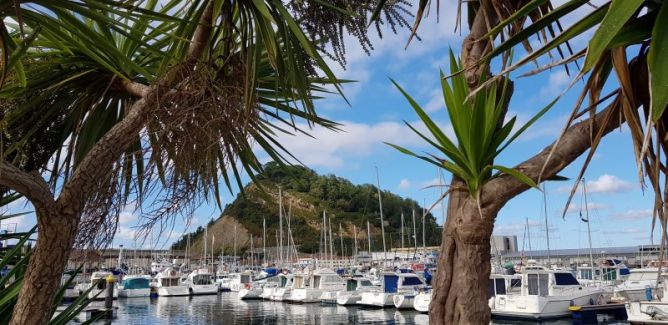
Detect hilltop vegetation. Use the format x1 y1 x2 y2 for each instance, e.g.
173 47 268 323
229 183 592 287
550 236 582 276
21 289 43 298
172 162 441 256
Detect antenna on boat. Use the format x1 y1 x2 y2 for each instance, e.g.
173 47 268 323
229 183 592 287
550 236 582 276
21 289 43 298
279 187 283 266
263 218 266 267
401 212 405 250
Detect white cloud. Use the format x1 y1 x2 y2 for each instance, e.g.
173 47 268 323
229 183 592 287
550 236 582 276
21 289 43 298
539 70 570 97
566 202 609 213
398 178 411 190
494 219 542 235
264 119 453 169
586 174 634 193
611 209 653 220
557 174 635 194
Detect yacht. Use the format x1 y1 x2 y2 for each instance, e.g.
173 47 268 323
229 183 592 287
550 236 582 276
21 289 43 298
358 272 425 308
625 274 668 323
229 270 253 292
260 273 292 299
183 268 218 295
118 274 152 297
215 271 231 291
490 268 606 320
576 259 630 287
288 268 344 303
413 289 431 313
272 273 305 301
334 277 376 305
75 271 118 300
155 267 189 296
393 274 426 309
150 258 173 274
239 276 276 300
615 268 664 302
60 274 80 302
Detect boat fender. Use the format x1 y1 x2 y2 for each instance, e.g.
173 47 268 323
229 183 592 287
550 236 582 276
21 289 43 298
569 300 575 307
244 283 251 289
589 298 595 305
597 294 605 305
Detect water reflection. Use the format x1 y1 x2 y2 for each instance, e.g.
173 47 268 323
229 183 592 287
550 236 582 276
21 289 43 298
107 293 629 324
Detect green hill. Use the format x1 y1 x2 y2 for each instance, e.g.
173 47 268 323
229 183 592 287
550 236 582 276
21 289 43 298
171 162 442 257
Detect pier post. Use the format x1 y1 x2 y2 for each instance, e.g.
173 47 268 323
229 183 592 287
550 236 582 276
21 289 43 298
105 275 114 318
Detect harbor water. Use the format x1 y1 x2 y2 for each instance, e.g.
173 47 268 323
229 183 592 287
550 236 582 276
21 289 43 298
91 293 630 324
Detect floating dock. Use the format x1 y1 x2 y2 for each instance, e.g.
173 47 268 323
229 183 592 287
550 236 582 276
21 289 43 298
570 303 628 324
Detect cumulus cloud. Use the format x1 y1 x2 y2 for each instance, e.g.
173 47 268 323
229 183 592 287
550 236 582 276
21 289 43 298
566 202 609 213
398 178 411 190
557 174 635 194
586 175 634 193
494 219 542 235
539 70 570 97
262 119 453 169
611 209 653 220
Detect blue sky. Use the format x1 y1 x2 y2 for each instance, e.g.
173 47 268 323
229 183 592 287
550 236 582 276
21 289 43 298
3 0 659 252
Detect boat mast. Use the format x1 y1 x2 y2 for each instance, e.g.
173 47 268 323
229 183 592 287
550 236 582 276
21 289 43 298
542 183 551 264
279 187 283 266
323 211 328 266
329 216 334 263
250 234 254 271
339 223 344 262
353 224 358 259
367 220 371 256
582 178 596 276
375 166 387 267
211 234 215 270
233 224 237 270
422 201 426 253
412 209 417 259
263 218 266 266
401 212 405 250
204 226 208 268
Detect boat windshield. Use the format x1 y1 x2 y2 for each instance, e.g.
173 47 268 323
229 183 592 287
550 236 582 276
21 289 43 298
628 271 657 281
360 280 373 287
554 273 579 285
402 277 423 286
123 278 150 289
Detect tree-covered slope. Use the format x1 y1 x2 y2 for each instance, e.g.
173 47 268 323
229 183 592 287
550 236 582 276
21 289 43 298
172 162 441 256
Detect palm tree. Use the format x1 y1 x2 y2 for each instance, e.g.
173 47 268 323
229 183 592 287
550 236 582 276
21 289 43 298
0 0 414 324
380 0 666 323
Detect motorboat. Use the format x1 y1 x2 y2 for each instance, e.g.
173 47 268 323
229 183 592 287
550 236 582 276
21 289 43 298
60 274 80 302
260 273 292 299
183 268 218 295
215 271 231 291
393 274 427 309
154 267 189 296
229 270 253 292
334 277 376 305
490 268 606 320
576 259 630 287
272 273 306 301
288 268 344 303
626 274 668 323
118 274 151 298
615 268 664 302
358 272 425 308
413 289 431 313
75 271 118 300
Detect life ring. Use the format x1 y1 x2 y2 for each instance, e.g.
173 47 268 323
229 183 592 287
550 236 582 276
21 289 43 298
244 283 251 289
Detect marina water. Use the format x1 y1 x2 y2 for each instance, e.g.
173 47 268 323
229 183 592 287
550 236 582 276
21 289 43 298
100 293 629 324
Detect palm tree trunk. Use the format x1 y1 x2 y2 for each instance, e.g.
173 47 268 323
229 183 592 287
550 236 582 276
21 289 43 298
429 180 496 324
10 210 79 325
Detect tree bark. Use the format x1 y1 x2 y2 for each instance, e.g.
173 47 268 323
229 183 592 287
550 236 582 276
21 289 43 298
7 2 217 324
9 209 79 325
430 183 496 324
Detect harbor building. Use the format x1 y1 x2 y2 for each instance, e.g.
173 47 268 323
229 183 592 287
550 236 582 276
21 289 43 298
498 244 662 268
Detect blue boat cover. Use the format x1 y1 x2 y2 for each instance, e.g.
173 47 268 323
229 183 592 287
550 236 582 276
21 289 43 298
264 268 279 276
383 274 399 293
122 278 150 289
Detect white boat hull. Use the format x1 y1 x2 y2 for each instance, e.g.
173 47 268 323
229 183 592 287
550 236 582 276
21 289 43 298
157 286 189 296
288 289 323 303
88 288 118 300
359 292 394 308
337 292 361 306
271 288 291 301
260 287 276 300
319 291 337 304
413 292 431 313
238 288 263 300
491 291 604 320
189 284 219 295
393 293 415 309
118 288 150 298
626 301 668 324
